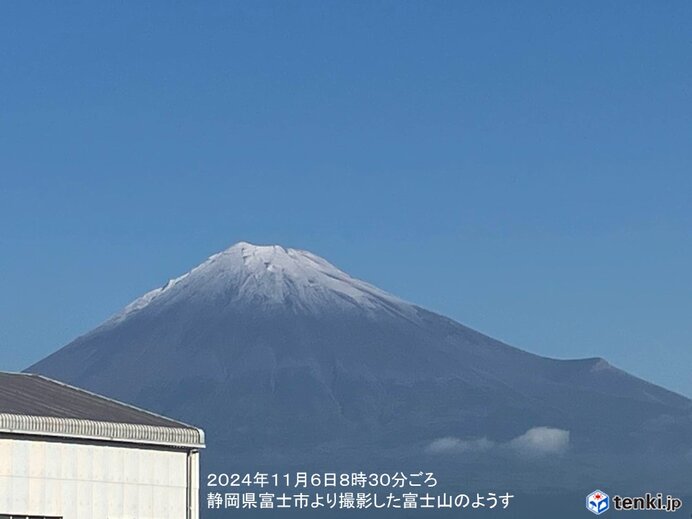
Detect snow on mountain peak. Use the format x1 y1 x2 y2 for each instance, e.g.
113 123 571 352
109 242 416 324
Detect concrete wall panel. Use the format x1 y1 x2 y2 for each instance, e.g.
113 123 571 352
0 437 194 519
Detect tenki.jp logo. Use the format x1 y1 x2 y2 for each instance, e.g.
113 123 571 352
586 490 610 515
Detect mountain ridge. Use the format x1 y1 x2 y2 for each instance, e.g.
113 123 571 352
27 241 692 496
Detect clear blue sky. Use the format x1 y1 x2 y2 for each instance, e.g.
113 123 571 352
1 2 691 396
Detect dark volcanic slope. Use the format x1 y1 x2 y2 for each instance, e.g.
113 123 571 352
27 242 692 490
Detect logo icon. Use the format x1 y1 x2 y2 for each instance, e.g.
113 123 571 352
586 490 610 515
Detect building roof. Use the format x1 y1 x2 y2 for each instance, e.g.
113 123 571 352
0 372 204 448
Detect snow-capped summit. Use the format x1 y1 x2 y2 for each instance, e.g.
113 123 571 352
27 242 692 496
110 242 415 325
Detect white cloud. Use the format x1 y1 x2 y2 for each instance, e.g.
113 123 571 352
426 426 569 458
507 427 570 458
425 436 494 454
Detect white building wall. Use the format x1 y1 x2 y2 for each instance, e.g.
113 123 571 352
0 437 198 519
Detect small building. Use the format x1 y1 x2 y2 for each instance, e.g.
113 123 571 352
0 372 205 519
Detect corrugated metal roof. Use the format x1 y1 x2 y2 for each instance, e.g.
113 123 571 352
0 372 204 448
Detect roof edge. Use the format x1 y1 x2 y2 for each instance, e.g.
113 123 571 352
17 371 203 432
0 413 205 449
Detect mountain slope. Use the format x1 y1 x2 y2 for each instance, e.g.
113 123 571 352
27 242 692 492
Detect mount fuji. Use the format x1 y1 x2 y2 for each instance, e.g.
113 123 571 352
27 242 692 503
